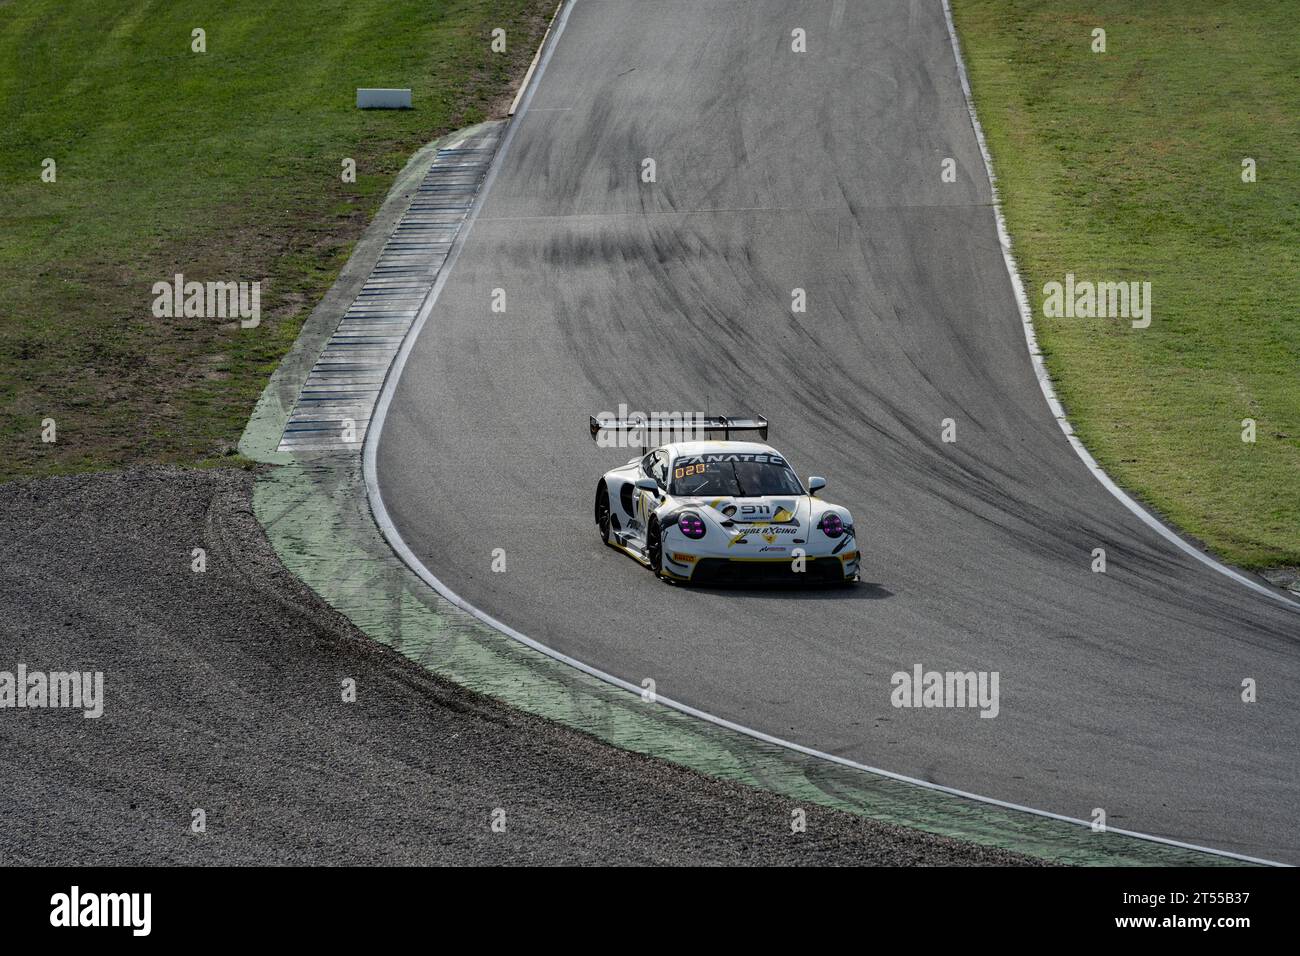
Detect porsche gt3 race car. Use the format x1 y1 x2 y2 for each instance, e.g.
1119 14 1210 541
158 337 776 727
590 415 859 585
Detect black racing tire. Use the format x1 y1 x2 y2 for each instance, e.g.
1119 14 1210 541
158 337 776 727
595 483 612 545
647 517 665 579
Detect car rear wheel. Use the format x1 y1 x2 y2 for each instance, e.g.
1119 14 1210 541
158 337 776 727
595 483 612 545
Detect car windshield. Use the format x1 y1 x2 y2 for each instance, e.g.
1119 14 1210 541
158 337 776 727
670 456 805 497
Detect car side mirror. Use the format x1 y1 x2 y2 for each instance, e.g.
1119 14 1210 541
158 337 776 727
635 477 659 493
808 476 826 495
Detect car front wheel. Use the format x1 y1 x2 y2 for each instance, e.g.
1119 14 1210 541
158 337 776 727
647 518 665 579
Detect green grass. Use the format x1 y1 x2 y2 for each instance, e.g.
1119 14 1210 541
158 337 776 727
951 0 1300 569
0 0 555 478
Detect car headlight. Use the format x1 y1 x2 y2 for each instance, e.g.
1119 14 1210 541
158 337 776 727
678 511 707 539
818 513 844 538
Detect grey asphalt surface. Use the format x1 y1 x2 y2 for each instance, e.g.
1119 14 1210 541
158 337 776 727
0 467 1035 865
375 0 1300 862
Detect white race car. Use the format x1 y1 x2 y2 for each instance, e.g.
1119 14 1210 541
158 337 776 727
590 415 858 585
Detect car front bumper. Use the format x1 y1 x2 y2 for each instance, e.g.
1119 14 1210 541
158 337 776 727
664 551 859 585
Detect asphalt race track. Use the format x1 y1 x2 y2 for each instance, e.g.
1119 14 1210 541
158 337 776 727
375 0 1299 862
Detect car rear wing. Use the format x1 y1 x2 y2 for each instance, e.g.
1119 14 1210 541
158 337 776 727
588 413 769 443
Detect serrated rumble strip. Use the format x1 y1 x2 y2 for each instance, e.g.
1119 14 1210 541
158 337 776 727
275 127 502 452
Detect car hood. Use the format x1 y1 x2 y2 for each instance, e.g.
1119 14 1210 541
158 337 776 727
674 495 811 542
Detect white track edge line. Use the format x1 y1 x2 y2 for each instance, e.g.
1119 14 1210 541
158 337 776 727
509 0 564 116
939 0 1297 613
360 0 1285 866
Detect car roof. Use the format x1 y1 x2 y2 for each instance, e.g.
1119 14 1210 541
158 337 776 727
662 440 782 458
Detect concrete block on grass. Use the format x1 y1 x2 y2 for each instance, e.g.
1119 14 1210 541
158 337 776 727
356 88 412 109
